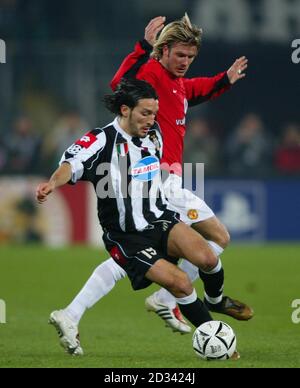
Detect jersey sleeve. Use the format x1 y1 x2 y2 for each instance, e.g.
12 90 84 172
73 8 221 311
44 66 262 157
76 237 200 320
60 129 107 184
183 71 231 107
110 39 153 90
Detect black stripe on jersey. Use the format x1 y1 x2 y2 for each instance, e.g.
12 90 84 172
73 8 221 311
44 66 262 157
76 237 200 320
115 133 136 232
125 149 136 231
95 126 122 232
123 39 152 80
188 73 231 107
155 188 167 213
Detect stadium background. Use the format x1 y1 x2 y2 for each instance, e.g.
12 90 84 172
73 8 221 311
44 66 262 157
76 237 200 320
0 0 300 368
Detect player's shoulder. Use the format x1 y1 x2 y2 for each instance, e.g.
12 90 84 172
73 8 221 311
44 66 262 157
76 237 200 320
139 58 162 78
146 58 163 72
93 122 118 140
82 127 107 145
76 124 116 151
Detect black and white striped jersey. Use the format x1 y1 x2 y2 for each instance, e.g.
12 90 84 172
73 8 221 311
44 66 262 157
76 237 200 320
60 118 172 233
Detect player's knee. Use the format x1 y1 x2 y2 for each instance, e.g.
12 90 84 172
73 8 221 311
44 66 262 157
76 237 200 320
214 227 231 249
200 250 219 272
221 228 231 248
169 272 193 298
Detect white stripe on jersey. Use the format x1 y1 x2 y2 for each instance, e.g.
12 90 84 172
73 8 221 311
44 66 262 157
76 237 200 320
110 133 127 232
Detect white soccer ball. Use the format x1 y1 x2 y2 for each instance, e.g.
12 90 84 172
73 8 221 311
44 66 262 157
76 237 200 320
192 321 237 361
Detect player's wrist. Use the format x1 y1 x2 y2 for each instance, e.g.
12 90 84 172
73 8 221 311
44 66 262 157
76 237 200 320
225 72 233 85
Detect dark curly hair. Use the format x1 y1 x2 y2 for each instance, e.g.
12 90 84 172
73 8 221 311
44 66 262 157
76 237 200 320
104 78 158 115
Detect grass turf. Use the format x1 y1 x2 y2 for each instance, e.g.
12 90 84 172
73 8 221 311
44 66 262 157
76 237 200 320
0 244 300 368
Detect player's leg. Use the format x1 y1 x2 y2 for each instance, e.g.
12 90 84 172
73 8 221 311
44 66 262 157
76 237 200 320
168 221 254 321
150 179 225 316
187 216 228 308
146 209 221 330
193 217 254 320
150 235 223 312
167 222 219 269
167 221 223 304
192 215 230 250
145 259 212 327
64 258 126 324
152 176 253 321
49 257 126 355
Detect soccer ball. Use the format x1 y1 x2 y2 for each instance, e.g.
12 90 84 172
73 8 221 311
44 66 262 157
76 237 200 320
192 321 236 361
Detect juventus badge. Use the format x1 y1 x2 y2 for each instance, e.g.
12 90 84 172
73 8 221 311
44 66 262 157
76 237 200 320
149 132 161 152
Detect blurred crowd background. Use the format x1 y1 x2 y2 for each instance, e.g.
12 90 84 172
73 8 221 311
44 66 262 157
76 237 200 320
0 0 299 244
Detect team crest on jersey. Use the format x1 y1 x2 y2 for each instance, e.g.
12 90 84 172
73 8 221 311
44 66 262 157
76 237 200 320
116 142 129 157
187 209 199 221
132 156 160 182
149 131 161 152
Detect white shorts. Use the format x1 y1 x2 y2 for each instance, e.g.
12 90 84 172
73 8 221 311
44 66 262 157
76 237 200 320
163 174 215 226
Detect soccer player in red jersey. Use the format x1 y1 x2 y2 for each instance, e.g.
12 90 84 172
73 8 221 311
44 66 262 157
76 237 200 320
109 14 252 328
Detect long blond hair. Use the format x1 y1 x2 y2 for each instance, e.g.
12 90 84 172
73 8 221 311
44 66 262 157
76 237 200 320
152 13 203 60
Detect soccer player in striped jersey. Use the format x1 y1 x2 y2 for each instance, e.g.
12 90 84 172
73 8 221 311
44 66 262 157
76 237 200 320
37 79 222 356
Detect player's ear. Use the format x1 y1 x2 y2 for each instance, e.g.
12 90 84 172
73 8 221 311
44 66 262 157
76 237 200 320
162 45 170 57
120 105 130 118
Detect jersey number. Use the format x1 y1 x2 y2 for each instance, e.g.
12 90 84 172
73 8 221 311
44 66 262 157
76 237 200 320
140 248 157 260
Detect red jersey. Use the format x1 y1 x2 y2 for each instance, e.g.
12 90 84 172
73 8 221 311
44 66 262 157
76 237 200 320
111 40 231 175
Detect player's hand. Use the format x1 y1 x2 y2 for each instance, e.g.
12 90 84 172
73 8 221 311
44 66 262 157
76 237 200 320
36 182 55 204
144 16 166 46
227 56 248 85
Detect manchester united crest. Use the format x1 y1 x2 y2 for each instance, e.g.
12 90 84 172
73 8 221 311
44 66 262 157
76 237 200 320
187 209 199 221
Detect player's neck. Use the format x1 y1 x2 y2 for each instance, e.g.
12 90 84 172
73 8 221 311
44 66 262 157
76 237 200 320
159 59 177 79
117 117 134 138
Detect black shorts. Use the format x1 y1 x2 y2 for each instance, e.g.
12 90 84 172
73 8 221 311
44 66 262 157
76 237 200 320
103 210 180 290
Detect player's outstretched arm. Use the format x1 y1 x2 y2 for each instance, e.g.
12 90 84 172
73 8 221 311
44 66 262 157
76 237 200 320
36 162 72 204
227 56 248 84
110 16 165 91
144 16 166 46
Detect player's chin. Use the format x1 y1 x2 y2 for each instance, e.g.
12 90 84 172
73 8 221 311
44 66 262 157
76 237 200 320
139 129 150 137
175 69 187 77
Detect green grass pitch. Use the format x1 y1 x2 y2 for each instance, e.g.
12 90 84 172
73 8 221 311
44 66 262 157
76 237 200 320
0 244 300 368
